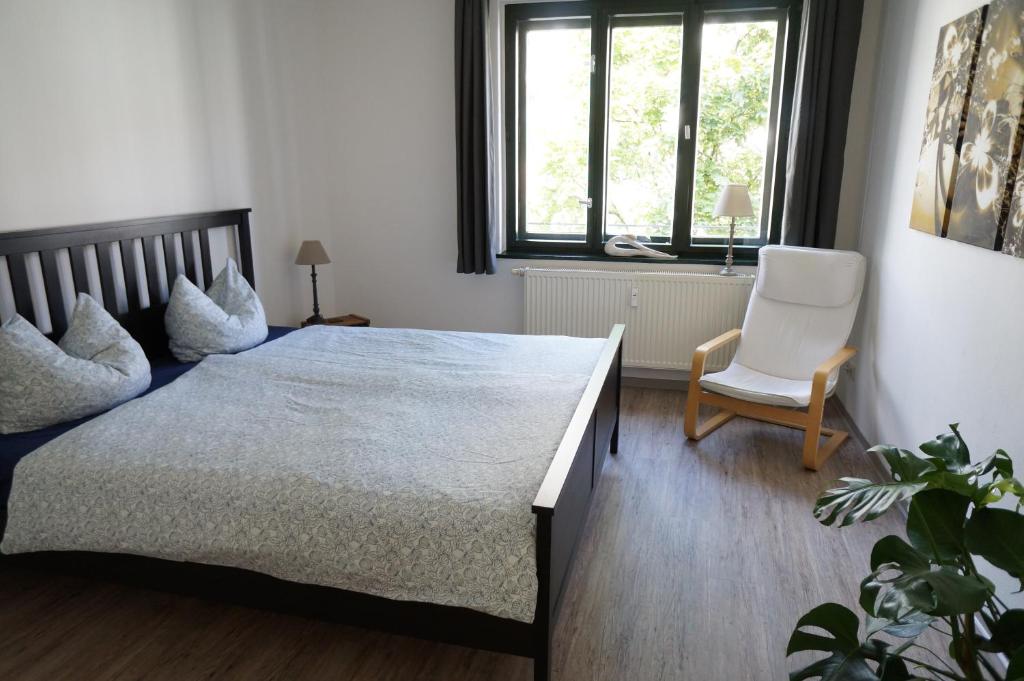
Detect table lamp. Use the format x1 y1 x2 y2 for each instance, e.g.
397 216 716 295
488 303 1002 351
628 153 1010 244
295 240 331 325
713 184 754 277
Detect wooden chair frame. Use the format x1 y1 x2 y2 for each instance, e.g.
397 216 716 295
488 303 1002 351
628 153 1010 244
683 329 857 471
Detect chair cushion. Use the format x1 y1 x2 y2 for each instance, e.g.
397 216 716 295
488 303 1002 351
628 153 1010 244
734 245 866 382
0 293 151 434
698 362 838 408
756 245 865 308
165 259 268 362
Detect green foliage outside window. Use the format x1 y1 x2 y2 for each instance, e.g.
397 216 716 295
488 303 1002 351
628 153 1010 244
529 22 777 241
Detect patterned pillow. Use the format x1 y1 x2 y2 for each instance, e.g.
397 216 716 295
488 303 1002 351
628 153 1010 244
0 293 152 434
164 258 268 362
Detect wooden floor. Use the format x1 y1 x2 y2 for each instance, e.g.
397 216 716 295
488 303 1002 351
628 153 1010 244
0 388 905 681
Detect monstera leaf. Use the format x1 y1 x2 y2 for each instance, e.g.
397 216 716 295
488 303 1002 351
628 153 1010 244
865 611 934 639
974 473 1024 506
787 604 910 681
878 446 937 481
974 448 1014 479
814 433 1019 528
905 490 968 563
925 447 1016 504
917 426 1014 498
966 508 1024 590
1008 647 1024 681
815 477 928 527
814 448 935 527
918 425 971 472
981 609 1024 654
860 536 991 619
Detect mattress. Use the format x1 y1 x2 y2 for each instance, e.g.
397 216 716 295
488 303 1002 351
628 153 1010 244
1 325 604 622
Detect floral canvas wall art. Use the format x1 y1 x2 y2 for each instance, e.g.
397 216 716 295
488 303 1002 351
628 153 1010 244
909 9 985 237
946 0 1024 250
1004 170 1024 255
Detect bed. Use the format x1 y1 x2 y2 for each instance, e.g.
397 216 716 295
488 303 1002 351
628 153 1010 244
0 209 623 681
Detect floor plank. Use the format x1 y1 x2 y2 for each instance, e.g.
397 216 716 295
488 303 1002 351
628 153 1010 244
0 388 907 680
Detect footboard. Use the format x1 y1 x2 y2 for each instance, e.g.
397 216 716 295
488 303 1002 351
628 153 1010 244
531 324 624 681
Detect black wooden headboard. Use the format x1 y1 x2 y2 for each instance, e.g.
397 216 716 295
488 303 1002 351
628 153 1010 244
0 209 254 356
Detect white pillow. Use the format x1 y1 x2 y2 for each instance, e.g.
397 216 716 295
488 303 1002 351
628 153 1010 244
0 293 152 434
164 258 268 362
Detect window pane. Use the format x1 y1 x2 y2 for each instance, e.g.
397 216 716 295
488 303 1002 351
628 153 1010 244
523 25 591 238
605 20 683 241
691 21 778 240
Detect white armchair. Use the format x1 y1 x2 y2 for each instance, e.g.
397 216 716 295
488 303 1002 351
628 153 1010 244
684 245 867 470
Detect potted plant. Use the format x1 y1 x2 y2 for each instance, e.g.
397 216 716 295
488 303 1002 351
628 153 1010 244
788 425 1024 680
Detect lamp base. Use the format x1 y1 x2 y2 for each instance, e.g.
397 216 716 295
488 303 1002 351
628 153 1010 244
304 313 325 326
719 266 738 277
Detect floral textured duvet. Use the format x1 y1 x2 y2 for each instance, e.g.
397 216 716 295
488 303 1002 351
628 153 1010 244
1 325 604 622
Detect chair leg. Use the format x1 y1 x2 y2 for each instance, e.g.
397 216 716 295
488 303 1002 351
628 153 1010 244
802 394 827 470
815 429 849 469
685 383 736 441
691 409 736 440
684 378 702 439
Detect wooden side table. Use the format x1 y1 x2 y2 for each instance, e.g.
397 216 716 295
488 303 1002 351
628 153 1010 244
301 314 370 329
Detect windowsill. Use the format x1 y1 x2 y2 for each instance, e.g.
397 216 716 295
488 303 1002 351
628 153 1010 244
497 251 759 267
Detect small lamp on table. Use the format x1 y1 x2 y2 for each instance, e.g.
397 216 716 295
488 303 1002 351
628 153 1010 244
295 240 331 326
713 184 755 277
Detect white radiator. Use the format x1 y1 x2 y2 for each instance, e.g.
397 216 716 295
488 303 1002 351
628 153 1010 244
520 267 754 372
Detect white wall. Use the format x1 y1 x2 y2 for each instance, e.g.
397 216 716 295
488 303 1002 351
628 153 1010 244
0 0 336 326
0 0 217 228
193 0 338 326
839 0 1024 605
315 0 519 333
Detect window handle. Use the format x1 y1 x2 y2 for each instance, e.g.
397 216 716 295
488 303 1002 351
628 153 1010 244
577 197 593 208
684 124 692 140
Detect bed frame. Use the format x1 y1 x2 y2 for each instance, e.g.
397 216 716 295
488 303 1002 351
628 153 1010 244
0 210 623 681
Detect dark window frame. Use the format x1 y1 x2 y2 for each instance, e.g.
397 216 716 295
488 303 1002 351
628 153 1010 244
502 0 802 264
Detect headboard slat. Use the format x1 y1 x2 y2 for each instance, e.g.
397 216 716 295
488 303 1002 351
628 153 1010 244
119 239 141 313
198 229 213 290
0 209 253 356
96 242 119 315
142 235 162 306
39 249 68 335
238 213 255 287
162 233 180 288
181 230 198 285
7 253 36 325
68 245 90 297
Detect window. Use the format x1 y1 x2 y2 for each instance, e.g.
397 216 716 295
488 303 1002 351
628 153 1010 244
504 0 799 262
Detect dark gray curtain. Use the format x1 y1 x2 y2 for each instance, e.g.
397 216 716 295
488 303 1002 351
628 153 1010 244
455 0 495 274
782 0 864 249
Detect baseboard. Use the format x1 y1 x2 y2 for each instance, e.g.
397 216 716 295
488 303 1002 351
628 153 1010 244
831 397 870 451
622 376 689 391
832 396 892 483
622 367 689 391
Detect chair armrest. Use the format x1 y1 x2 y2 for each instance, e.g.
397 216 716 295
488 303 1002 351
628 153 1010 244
691 328 741 380
811 346 857 394
695 328 741 356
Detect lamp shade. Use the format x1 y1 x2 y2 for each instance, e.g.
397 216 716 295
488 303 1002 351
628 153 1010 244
713 184 755 218
295 240 331 266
